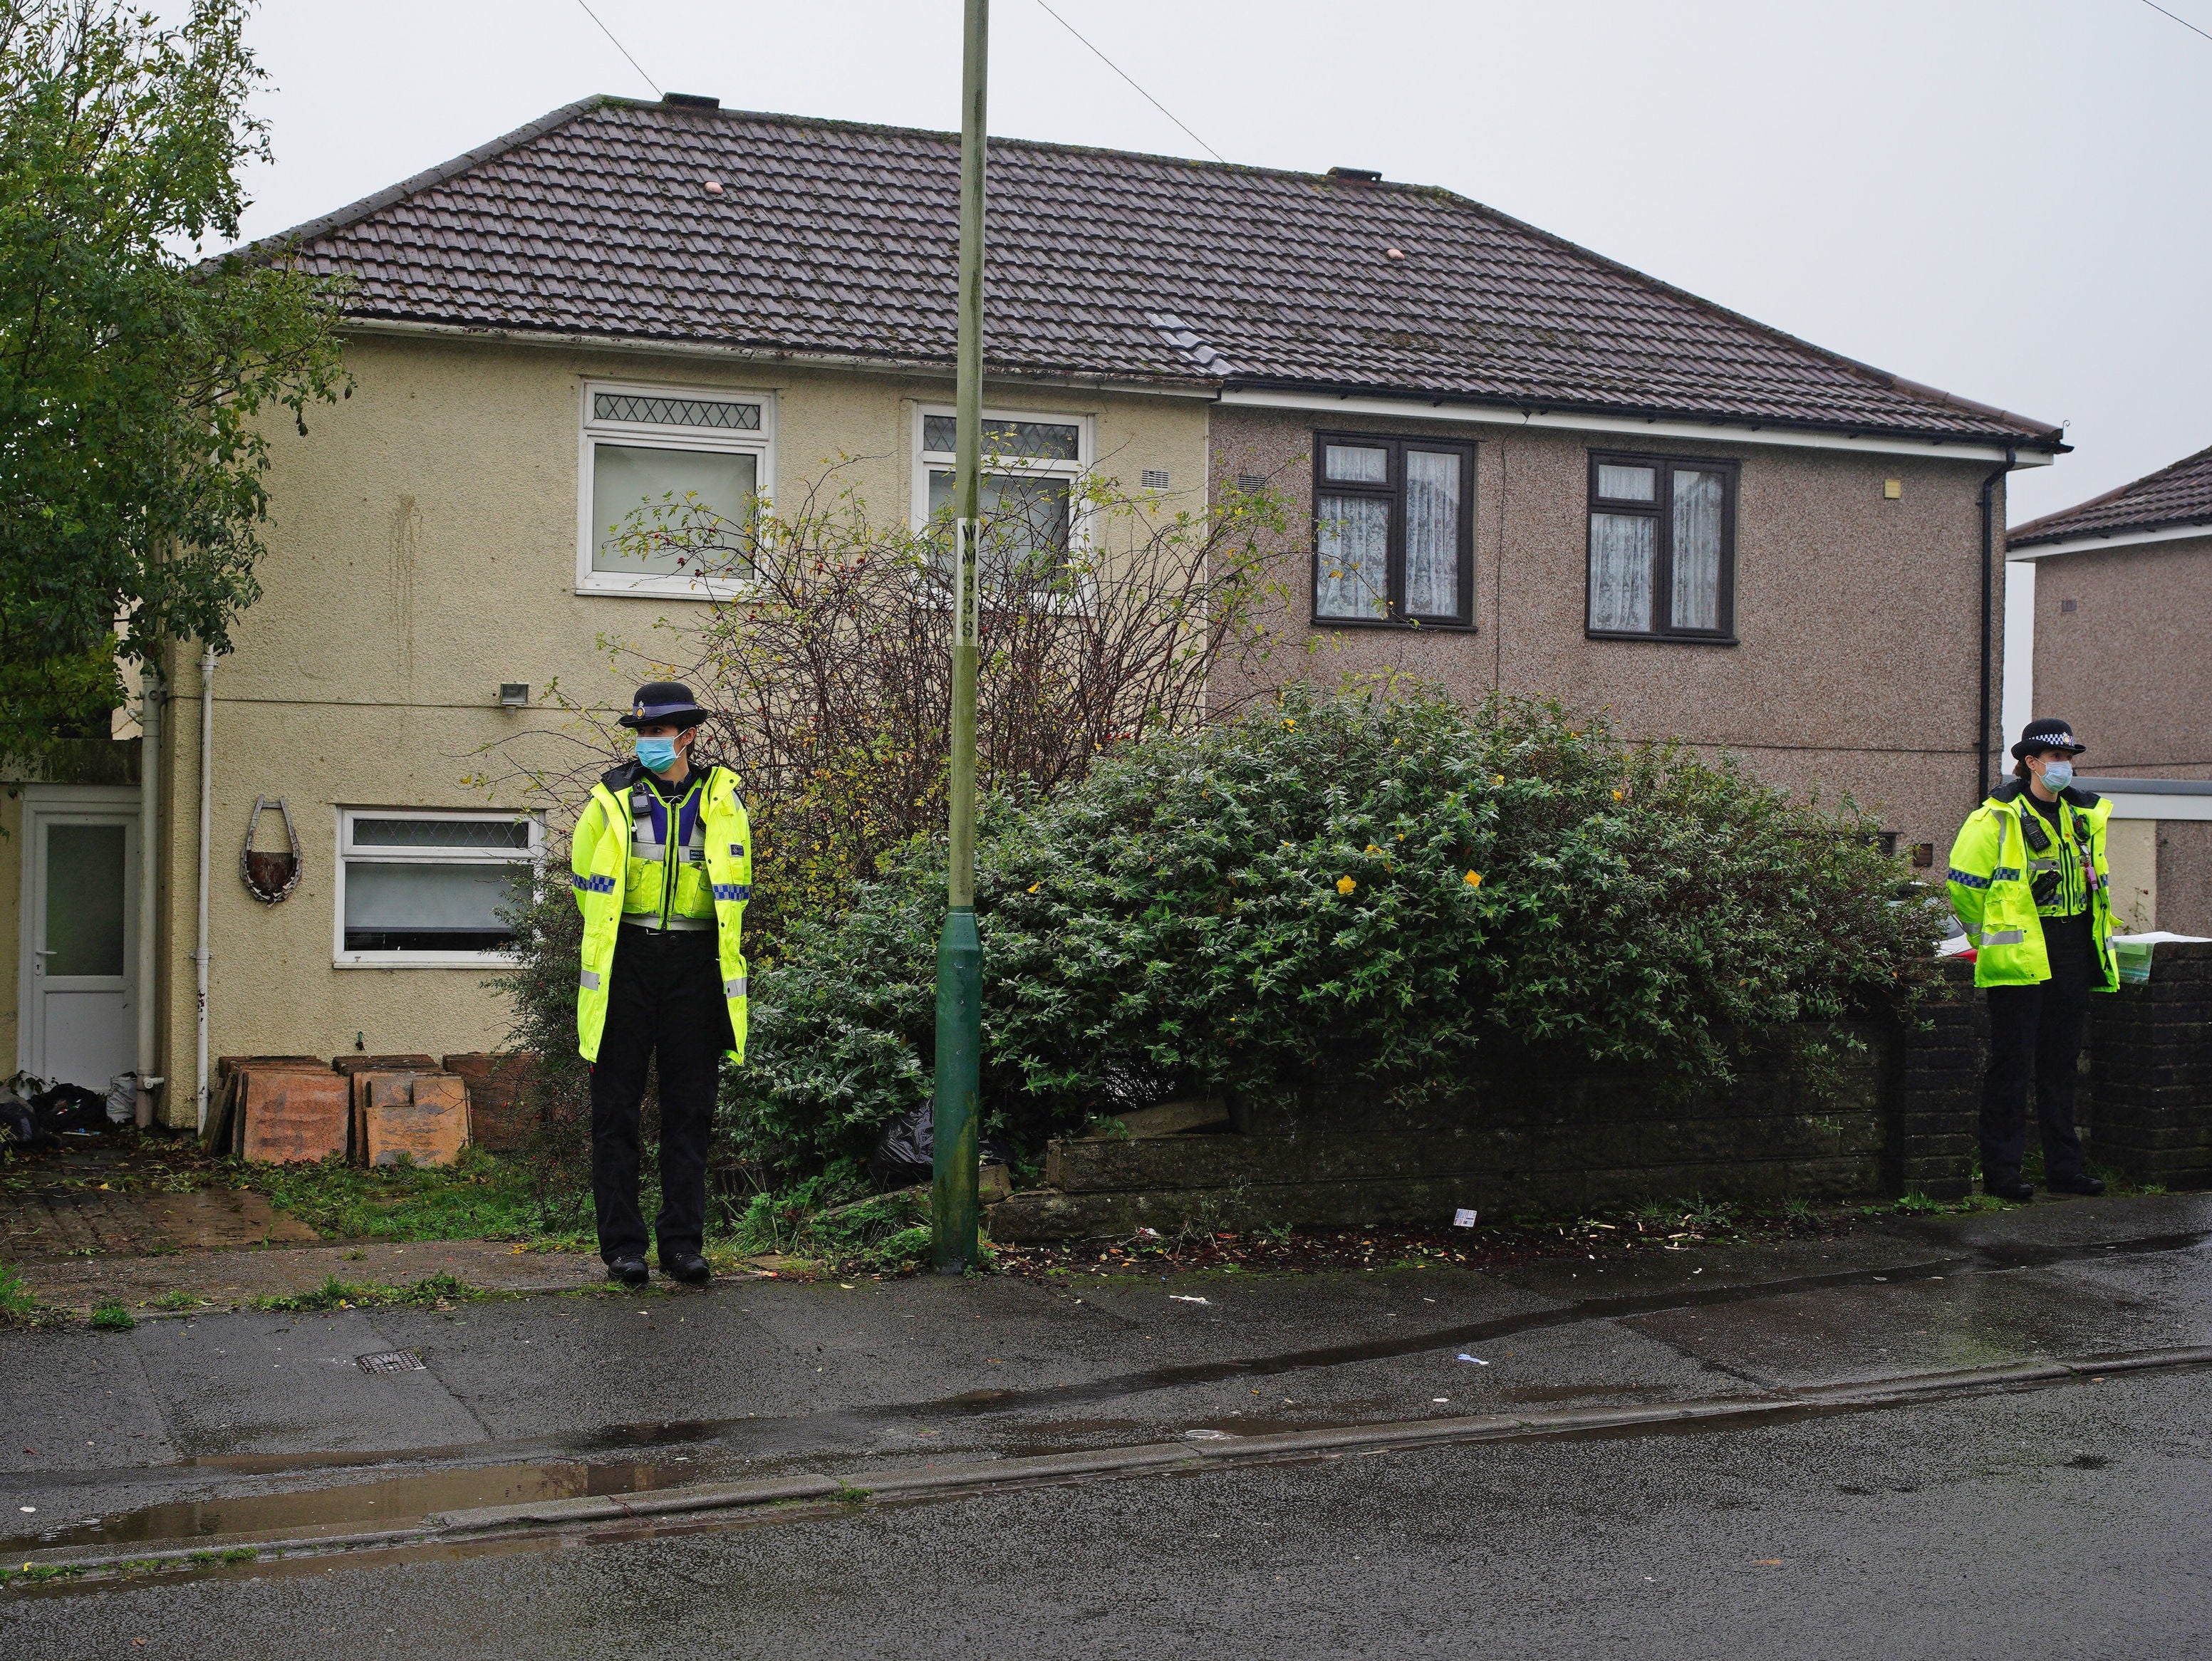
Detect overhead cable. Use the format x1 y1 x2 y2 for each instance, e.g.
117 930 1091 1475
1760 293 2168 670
1031 0 1225 163
575 0 663 97
2137 0 2212 45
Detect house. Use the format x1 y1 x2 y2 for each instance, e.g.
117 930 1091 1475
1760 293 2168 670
3 93 2069 1127
2007 442 2212 933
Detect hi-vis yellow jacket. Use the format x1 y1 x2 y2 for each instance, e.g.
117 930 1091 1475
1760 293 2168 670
570 761 752 1063
1945 779 2117 991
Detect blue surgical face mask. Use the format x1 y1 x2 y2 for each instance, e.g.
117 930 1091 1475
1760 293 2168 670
635 736 680 773
2042 759 2073 792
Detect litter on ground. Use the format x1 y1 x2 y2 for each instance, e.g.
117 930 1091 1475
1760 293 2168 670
1457 1354 1490 1365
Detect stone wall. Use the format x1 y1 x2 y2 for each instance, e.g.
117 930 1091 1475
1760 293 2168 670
990 980 1984 1241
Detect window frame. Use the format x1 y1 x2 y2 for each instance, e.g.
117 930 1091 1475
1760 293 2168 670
1309 431 1478 631
332 807 544 969
910 402 1091 546
577 379 775 600
1584 450 1740 644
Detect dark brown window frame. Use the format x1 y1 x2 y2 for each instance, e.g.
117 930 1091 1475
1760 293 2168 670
1584 450 1740 644
1310 431 1478 631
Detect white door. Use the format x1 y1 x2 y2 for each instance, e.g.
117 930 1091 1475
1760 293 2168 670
21 803 138 1091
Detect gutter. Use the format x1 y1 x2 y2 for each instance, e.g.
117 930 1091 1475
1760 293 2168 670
337 318 1221 400
1215 385 2060 467
1978 451 2017 803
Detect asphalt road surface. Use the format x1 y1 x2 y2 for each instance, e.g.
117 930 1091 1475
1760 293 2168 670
7 1363 2208 1660
8 1195 2211 1659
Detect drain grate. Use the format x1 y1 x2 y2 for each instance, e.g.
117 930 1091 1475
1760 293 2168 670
355 1350 425 1375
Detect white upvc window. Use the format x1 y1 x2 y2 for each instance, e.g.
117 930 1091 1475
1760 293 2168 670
910 405 1089 584
334 809 543 968
578 380 774 598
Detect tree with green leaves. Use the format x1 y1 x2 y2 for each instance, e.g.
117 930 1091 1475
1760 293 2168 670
0 0 348 760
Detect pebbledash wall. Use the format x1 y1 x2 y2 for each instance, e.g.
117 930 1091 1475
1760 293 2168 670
93 329 1208 1130
2022 531 2212 935
1209 402 2014 860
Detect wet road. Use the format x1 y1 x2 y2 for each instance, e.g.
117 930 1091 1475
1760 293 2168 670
4 1194 2211 1656
6 1365 2208 1660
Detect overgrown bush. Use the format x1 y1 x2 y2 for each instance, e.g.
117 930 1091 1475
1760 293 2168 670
475 460 1294 964
723 682 1943 1176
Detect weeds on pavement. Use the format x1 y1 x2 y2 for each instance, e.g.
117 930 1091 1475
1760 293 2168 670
252 1271 480 1313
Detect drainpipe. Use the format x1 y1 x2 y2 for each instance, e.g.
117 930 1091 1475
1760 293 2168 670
1975 449 2016 806
134 665 163 1129
195 648 216 1132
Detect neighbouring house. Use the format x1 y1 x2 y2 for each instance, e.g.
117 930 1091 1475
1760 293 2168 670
2008 441 2212 933
4 93 2070 1128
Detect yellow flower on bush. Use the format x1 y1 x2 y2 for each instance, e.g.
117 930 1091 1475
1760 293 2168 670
1492 774 1505 787
1612 789 1624 802
1336 875 1357 895
1027 882 1041 893
1283 718 1297 731
1364 843 1383 856
1464 871 1483 888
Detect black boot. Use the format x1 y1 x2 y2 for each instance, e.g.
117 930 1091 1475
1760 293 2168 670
1984 1177 2035 1203
661 1251 712 1286
606 1255 650 1288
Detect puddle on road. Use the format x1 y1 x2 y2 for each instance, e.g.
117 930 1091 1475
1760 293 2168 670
0 1457 700 1557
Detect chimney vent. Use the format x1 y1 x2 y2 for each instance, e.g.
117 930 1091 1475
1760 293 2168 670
662 93 720 110
1328 167 1383 181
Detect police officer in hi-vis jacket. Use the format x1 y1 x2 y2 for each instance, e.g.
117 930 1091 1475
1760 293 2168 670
1946 718 2117 1203
571 682 752 1286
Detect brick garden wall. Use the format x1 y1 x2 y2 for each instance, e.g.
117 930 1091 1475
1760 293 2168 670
2087 941 2212 1187
990 979 1989 1240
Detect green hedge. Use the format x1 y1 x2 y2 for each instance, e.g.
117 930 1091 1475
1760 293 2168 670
721 684 1941 1175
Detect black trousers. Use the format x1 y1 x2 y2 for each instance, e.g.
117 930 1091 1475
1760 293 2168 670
1980 912 2095 1187
590 925 731 1264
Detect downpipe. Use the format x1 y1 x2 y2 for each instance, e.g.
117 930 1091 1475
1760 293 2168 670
194 649 215 1132
134 665 163 1128
1975 449 2016 805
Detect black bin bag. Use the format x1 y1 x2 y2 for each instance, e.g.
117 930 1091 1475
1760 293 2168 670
868 1104 1014 1189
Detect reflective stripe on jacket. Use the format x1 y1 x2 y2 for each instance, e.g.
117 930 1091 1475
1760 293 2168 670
571 761 752 1063
1944 780 2117 992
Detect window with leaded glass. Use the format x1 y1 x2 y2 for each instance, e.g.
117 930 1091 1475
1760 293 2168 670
336 811 541 964
581 382 772 596
914 407 1087 587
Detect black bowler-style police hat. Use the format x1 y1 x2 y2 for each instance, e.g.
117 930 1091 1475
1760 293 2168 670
2011 717 2086 760
618 681 710 730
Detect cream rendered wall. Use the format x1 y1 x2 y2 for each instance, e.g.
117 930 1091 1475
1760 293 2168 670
147 333 1207 1128
2104 818 2159 934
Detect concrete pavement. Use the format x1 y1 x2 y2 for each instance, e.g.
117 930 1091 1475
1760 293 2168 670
0 1193 2205 1581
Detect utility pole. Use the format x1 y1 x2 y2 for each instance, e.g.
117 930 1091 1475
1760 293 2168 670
933 0 987 1274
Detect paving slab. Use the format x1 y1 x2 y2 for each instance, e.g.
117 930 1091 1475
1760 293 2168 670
1620 1264 2194 1388
1 1187 316 1263
125 1311 492 1458
0 1329 177 1474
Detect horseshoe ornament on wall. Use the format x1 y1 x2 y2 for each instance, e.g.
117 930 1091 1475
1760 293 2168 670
242 796 304 904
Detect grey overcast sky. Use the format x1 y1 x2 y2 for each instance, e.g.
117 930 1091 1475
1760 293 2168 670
203 0 2210 530
177 0 2212 734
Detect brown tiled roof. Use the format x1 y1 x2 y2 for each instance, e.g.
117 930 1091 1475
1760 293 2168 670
260 97 2063 450
2008 440 2212 548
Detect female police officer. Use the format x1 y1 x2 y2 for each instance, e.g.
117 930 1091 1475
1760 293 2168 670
571 682 751 1286
1946 718 2117 1202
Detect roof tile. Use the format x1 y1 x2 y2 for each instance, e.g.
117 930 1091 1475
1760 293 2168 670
259 98 2060 448
2009 441 2212 548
